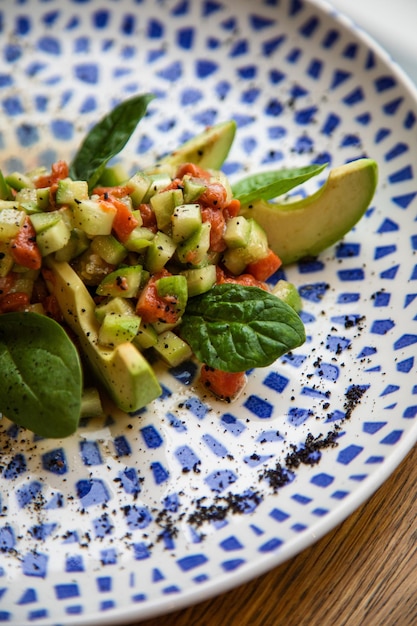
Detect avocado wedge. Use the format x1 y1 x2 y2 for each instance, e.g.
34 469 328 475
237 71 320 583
45 258 162 413
158 120 237 170
239 158 378 265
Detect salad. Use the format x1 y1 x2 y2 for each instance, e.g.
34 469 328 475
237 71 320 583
0 94 377 438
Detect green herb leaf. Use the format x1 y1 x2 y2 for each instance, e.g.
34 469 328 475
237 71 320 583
180 284 306 373
69 93 155 190
0 312 83 438
232 163 327 205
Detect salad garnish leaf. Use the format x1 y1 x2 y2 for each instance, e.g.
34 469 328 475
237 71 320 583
69 92 155 190
180 284 306 373
232 163 327 205
0 312 83 438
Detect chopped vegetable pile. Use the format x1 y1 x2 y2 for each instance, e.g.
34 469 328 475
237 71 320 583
0 94 376 438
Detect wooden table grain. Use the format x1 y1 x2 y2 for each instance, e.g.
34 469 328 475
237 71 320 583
129 445 417 626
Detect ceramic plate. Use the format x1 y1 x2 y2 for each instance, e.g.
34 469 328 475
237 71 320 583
1 1 417 624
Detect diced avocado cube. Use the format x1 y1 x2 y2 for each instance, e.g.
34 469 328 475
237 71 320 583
146 231 176 273
98 312 141 347
171 203 202 243
153 330 192 367
96 265 143 298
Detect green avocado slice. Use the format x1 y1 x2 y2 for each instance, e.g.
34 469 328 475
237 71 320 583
158 120 237 170
45 258 162 413
239 158 378 265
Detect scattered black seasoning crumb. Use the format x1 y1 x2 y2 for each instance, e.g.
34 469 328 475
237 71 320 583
258 463 293 493
285 430 340 470
344 384 368 419
187 491 263 528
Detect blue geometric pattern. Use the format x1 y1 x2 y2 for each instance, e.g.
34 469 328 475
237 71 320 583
1 0 417 623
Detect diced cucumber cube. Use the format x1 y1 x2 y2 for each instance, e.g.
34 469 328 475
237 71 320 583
90 234 128 265
133 321 158 350
150 188 184 231
182 176 207 203
95 296 136 323
97 163 129 187
271 279 302 312
0 242 13 277
171 203 202 243
96 265 143 298
181 264 217 297
156 274 188 316
56 178 89 206
36 187 50 210
36 217 72 256
5 171 34 191
146 231 176 273
242 218 269 263
81 387 103 418
54 228 90 262
176 221 211 266
73 198 117 236
222 218 269 274
222 247 247 275
223 216 251 249
0 208 26 241
0 171 13 200
143 172 172 202
153 330 192 367
15 188 40 215
98 312 141 347
128 172 152 205
124 226 155 252
30 210 62 233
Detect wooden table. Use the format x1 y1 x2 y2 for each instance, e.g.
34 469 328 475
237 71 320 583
130 444 417 626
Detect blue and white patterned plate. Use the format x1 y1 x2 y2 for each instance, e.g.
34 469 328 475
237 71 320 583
1 0 417 624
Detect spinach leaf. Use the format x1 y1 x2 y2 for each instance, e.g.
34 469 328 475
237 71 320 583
0 312 82 438
180 284 306 373
69 93 155 190
232 163 327 206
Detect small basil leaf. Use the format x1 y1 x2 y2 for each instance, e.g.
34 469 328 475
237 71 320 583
180 284 306 373
0 312 82 438
69 92 155 190
232 163 327 205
